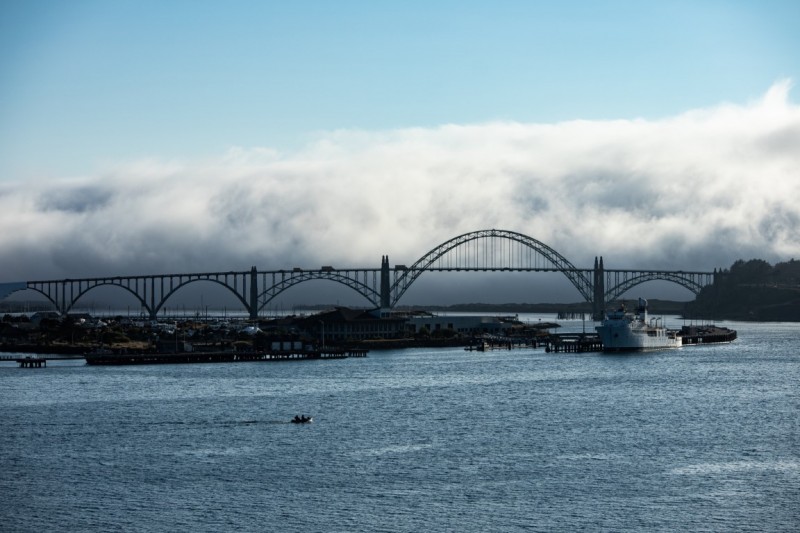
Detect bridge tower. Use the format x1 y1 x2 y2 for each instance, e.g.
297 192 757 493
593 256 605 320
380 255 390 310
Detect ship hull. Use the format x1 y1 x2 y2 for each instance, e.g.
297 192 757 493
596 302 682 352
596 326 682 352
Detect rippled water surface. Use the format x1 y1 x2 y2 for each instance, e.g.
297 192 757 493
1 320 798 532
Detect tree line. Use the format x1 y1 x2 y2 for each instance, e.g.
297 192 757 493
686 258 800 321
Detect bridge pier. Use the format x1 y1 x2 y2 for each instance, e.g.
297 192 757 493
593 256 605 321
249 266 258 319
380 256 390 309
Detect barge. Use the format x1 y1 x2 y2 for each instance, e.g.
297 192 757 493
679 325 737 345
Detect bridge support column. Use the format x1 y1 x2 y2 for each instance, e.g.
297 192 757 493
249 266 259 319
593 256 605 321
149 278 158 320
380 256 390 309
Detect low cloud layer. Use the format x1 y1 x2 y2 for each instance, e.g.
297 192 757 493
2 81 799 285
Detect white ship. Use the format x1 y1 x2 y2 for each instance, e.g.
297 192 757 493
596 298 682 352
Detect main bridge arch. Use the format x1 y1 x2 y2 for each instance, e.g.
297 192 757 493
390 229 594 307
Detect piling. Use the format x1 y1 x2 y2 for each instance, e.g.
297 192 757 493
544 334 603 353
16 357 47 368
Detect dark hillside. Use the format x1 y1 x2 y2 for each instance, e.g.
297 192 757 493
686 259 800 321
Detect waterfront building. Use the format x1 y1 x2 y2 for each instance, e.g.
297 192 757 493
406 314 520 336
298 307 408 342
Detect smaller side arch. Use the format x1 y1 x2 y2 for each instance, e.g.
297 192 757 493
153 278 251 317
59 281 152 317
22 287 60 313
4 284 63 315
258 271 380 311
605 272 708 303
0 282 29 302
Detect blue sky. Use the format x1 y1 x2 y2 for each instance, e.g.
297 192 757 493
2 0 798 180
1 1 799 305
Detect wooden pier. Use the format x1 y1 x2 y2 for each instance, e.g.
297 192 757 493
557 311 587 320
84 348 368 365
544 333 603 353
15 357 47 368
465 336 544 352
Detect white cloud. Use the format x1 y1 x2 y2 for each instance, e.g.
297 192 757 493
1 81 799 286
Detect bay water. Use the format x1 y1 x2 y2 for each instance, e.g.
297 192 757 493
1 318 798 532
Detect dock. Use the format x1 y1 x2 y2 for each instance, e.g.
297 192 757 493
464 333 602 354
465 335 544 352
15 357 48 368
679 325 737 345
544 333 603 353
543 326 737 353
84 348 368 365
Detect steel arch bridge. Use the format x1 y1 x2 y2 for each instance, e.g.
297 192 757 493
0 229 716 319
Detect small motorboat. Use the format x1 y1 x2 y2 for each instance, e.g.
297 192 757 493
291 415 313 424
